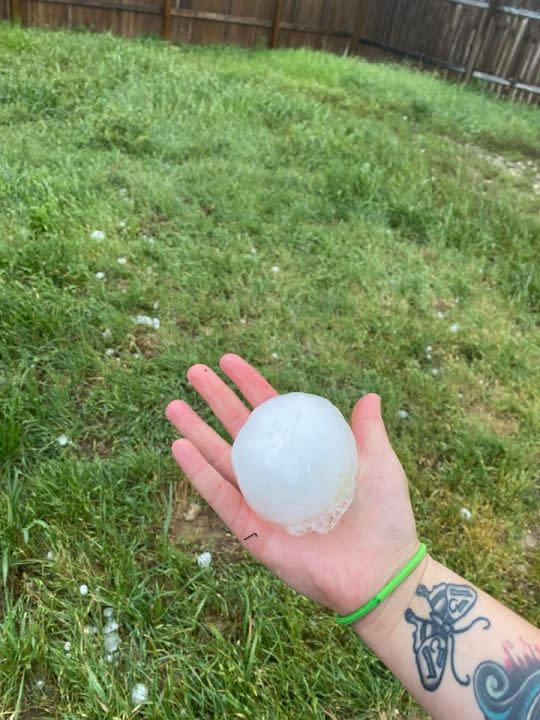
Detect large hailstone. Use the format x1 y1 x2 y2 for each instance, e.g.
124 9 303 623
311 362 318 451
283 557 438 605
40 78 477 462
231 392 358 535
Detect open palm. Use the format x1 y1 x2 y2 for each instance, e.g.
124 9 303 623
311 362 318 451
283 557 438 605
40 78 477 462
166 354 418 618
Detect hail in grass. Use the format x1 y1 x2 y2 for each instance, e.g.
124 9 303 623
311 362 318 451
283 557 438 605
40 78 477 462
460 507 472 521
102 328 112 340
197 551 212 569
57 434 69 447
271 265 280 273
431 368 440 377
131 683 149 705
46 551 54 561
103 607 114 619
63 641 71 652
84 625 98 636
105 348 116 357
449 322 460 333
91 230 105 241
398 409 409 419
134 315 160 330
95 271 105 280
117 257 127 265
118 220 127 230
271 352 279 360
79 584 89 596
35 680 45 690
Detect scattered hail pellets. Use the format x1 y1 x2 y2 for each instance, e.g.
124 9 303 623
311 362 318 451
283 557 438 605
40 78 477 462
46 551 54 561
35 679 45 690
460 507 472 521
79 584 89 596
57 434 69 447
134 315 160 330
84 624 98 635
117 257 127 265
102 328 112 340
398 409 409 420
449 323 460 333
95 271 105 280
131 683 149 706
231 393 358 535
103 607 114 618
197 551 212 569
271 352 279 360
431 368 440 377
105 348 116 357
91 230 105 241
103 620 120 653
63 641 71 652
271 265 280 273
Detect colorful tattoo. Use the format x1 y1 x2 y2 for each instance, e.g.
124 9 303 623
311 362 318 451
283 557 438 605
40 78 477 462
474 639 540 720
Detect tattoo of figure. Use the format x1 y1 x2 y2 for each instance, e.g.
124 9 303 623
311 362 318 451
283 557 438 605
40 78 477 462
405 583 491 691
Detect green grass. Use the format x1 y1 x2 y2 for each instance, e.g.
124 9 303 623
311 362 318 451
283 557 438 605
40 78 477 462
1 22 539 718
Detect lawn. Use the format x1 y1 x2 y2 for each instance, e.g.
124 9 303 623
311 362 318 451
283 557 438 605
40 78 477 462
0 22 539 718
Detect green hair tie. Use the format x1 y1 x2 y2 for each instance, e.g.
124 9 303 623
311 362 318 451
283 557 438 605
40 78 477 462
336 543 427 626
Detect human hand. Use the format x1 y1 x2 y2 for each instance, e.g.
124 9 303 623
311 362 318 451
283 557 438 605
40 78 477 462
166 354 419 628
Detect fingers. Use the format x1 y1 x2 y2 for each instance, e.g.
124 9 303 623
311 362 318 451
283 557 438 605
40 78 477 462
351 393 393 456
186 364 250 439
219 353 278 408
171 439 266 544
165 400 236 485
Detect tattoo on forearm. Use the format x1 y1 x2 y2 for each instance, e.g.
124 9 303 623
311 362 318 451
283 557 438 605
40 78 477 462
474 639 540 720
405 582 490 691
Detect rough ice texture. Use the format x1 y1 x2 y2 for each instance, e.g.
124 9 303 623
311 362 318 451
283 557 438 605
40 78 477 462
232 392 358 536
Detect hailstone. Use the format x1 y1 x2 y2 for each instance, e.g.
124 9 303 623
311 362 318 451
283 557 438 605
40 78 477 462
231 392 358 535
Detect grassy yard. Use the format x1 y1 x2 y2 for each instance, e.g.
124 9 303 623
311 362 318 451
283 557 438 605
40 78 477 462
0 22 539 718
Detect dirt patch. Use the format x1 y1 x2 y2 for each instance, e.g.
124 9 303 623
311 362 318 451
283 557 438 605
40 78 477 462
465 144 540 194
168 487 246 561
468 401 520 436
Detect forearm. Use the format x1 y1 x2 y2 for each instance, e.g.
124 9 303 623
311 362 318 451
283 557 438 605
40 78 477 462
353 555 540 720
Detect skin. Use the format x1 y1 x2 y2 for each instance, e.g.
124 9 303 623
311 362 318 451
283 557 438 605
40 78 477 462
165 353 418 618
166 354 540 720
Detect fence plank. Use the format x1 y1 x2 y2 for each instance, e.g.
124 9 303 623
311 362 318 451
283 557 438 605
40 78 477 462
9 0 22 20
161 0 171 38
270 0 283 46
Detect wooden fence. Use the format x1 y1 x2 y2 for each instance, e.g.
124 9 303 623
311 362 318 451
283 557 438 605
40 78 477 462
2 0 540 102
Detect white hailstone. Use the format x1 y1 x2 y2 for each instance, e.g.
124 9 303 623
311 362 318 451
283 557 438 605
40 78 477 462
35 679 45 690
425 345 433 353
431 368 440 376
402 115 408 120
426 354 432 361
102 328 112 340
231 393 358 535
134 315 159 329
152 301 159 310
118 221 127 230
84 625 98 635
57 434 69 447
239 318 247 326
79 584 89 596
197 551 212 569
435 311 445 319
103 620 120 653
271 352 279 360
119 188 128 196
271 265 280 273
117 257 127 265
131 683 149 705
91 230 105 241
95 271 105 280
105 348 115 357
46 551 54 561
103 607 114 618
449 323 460 333
251 248 257 255
63 641 71 652
398 409 409 420
460 507 472 521
106 653 114 663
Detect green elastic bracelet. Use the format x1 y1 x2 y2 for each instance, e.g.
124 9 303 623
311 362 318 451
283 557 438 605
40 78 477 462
336 543 427 626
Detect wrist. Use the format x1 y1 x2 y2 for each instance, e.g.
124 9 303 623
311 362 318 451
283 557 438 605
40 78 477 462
352 553 434 647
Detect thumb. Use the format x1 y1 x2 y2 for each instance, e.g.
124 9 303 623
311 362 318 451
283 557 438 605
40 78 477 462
351 393 393 455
